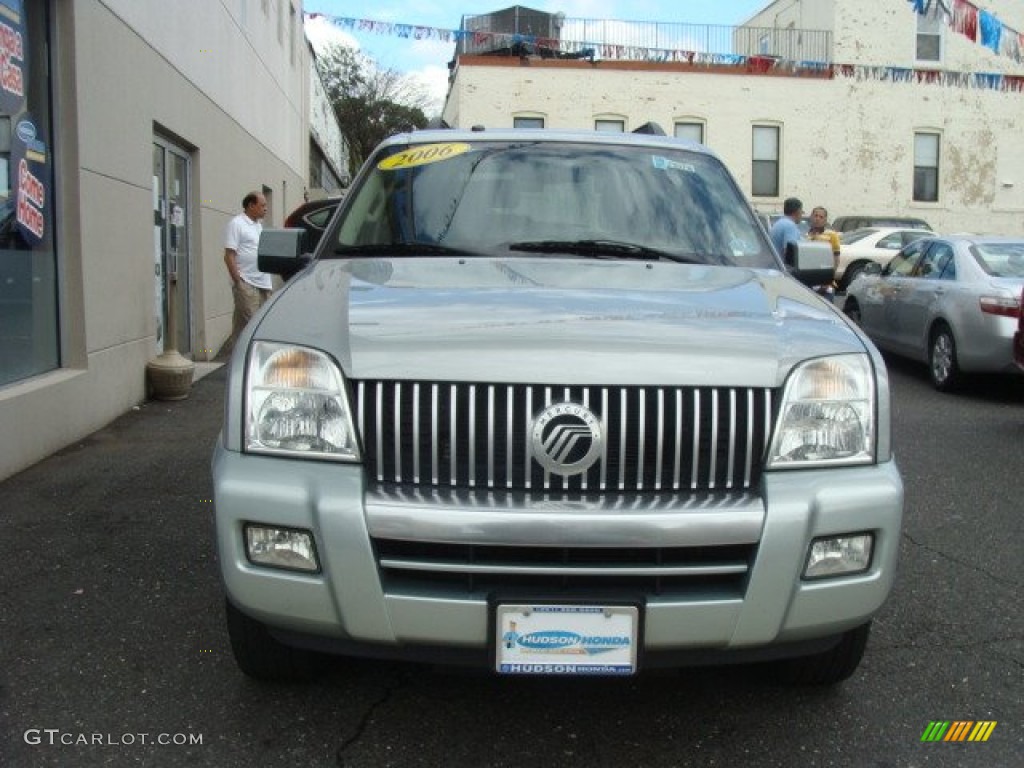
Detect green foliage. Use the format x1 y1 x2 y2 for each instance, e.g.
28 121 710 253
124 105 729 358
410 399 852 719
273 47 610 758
315 44 430 176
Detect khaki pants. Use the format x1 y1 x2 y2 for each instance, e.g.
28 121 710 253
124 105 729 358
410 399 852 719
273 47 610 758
227 281 271 353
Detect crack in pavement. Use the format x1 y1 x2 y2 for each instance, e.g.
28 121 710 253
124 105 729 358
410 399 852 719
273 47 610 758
335 671 412 766
901 531 1021 589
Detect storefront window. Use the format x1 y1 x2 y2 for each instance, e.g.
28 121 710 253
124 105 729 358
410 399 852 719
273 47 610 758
0 0 57 388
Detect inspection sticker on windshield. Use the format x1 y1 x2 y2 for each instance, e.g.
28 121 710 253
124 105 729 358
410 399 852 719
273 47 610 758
495 604 638 675
651 155 696 173
377 142 472 171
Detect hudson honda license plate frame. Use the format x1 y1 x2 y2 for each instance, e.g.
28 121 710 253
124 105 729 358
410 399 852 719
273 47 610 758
492 601 641 676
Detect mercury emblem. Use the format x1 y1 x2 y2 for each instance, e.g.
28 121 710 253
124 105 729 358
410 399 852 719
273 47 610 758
530 402 604 476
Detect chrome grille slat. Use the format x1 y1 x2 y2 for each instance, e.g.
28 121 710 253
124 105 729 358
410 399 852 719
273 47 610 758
468 384 476 488
709 389 718 490
430 384 439 485
412 383 420 484
449 384 457 487
691 392 701 490
618 389 627 489
505 385 513 489
393 382 402 482
375 381 384 483
355 381 774 493
486 385 495 488
378 559 749 577
599 388 609 490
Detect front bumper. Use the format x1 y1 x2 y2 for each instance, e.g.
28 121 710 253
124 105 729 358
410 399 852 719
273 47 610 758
213 445 903 663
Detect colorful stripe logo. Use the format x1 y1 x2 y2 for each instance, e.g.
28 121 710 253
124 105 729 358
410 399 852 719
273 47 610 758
921 721 997 742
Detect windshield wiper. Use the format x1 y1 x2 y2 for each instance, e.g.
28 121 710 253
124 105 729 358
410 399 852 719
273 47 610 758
334 242 479 257
506 239 705 264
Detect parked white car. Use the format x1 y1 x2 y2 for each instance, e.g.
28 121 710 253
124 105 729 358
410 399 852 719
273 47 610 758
836 227 933 291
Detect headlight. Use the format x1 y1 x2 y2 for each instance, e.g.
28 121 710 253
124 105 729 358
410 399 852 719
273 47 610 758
245 342 360 460
766 354 875 468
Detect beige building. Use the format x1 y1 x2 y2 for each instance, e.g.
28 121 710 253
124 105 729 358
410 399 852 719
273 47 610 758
442 0 1024 235
0 0 316 481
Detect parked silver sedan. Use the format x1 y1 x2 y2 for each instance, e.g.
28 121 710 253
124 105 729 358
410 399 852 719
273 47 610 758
844 235 1024 390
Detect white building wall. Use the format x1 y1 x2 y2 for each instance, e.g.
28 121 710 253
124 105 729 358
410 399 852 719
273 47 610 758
0 0 309 481
309 49 350 188
442 0 1024 236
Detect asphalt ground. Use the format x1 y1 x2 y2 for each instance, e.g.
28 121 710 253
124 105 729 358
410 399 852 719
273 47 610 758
1 359 1021 768
0 365 227 766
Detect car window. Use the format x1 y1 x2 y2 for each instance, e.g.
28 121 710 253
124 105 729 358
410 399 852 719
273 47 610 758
885 239 927 276
916 242 954 280
971 242 1024 277
840 228 878 245
901 231 929 247
334 140 775 267
876 233 903 249
306 207 335 229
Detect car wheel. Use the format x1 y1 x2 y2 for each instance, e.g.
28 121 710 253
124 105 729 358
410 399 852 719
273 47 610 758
225 599 323 682
838 263 865 292
929 323 961 392
767 622 871 686
843 298 862 326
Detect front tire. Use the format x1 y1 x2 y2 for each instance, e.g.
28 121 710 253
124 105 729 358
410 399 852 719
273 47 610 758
225 600 323 682
929 323 961 391
768 623 871 686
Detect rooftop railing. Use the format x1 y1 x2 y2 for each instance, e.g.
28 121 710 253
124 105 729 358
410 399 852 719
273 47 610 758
458 12 833 66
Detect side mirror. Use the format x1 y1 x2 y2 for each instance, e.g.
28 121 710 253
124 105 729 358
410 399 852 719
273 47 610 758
258 228 311 278
861 262 883 277
787 240 835 288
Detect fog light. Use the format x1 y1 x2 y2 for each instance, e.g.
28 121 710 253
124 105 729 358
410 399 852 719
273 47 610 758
244 524 320 573
803 533 873 579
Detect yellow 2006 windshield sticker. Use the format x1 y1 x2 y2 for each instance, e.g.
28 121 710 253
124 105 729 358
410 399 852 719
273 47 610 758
378 143 472 171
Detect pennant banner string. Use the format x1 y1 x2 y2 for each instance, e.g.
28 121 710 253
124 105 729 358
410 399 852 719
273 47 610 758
907 0 1024 61
308 12 1024 94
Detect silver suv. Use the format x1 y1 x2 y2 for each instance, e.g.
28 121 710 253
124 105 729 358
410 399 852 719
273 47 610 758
212 129 903 685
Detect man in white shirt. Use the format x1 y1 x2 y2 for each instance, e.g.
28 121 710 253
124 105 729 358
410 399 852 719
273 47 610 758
223 191 271 350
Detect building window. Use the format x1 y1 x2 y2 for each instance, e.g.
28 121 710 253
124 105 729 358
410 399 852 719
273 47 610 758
916 3 942 63
0 2 58 387
595 119 624 132
674 122 704 144
752 126 780 198
513 116 544 129
914 132 940 202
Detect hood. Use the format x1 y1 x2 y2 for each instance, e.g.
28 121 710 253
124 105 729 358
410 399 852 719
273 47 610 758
253 257 865 388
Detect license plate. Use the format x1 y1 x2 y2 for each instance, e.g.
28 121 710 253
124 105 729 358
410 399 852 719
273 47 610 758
494 603 639 675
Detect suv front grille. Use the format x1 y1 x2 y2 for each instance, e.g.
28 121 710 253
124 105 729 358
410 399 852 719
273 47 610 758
353 381 774 492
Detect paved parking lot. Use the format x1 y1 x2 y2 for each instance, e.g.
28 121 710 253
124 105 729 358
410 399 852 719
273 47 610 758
0 360 1020 767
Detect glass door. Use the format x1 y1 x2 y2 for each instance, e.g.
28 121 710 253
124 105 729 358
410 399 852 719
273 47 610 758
152 139 192 356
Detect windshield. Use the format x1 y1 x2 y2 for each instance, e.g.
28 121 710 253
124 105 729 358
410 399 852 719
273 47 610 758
333 140 775 268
